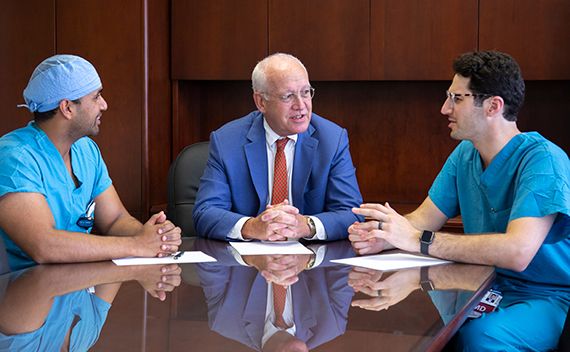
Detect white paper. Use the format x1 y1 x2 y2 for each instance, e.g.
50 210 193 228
112 251 216 266
230 241 313 255
331 253 453 271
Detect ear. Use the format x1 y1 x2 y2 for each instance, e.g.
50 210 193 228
486 96 504 118
58 99 75 120
253 92 267 114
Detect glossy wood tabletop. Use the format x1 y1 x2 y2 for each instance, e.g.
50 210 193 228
0 238 495 352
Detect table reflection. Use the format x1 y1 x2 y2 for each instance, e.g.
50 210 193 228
7 238 566 351
193 238 357 351
0 262 181 351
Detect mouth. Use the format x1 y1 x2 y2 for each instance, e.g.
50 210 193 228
447 118 456 128
291 114 304 120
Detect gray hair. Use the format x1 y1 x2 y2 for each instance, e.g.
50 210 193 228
251 53 308 95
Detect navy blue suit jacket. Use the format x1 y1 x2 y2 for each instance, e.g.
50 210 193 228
193 111 363 240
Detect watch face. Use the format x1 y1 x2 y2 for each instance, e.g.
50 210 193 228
421 230 434 243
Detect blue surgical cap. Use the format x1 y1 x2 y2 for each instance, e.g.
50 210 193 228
21 54 102 113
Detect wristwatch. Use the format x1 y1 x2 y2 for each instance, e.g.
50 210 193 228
306 248 317 269
419 230 435 255
305 216 317 239
419 266 435 291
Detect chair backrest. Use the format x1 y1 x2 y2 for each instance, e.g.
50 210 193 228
559 309 570 351
0 237 9 276
167 141 210 237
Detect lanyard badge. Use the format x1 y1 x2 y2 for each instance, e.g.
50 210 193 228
469 289 503 318
77 199 96 230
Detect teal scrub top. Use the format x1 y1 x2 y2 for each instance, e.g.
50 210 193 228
429 132 570 284
0 122 112 271
0 288 111 351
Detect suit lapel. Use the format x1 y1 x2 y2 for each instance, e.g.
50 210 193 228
292 275 316 341
292 124 318 213
244 274 268 350
245 116 269 214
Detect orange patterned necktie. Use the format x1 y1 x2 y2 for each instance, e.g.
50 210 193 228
273 283 288 328
271 138 289 205
272 138 290 328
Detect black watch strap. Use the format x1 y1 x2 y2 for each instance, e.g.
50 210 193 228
420 230 435 255
419 266 435 291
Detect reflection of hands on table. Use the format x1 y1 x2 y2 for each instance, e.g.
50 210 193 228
132 263 182 301
243 253 311 287
348 266 420 311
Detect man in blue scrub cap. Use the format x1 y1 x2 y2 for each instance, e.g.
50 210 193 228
0 55 182 271
349 51 570 351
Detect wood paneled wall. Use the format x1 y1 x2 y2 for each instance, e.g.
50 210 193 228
172 79 570 205
0 0 171 221
1 0 569 217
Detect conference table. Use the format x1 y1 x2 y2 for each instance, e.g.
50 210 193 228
0 238 496 352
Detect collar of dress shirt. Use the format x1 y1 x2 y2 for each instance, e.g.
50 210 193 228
263 118 298 148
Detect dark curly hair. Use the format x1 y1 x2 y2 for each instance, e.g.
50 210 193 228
453 51 525 121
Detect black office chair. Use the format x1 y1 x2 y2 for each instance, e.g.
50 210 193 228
559 311 570 351
166 141 210 238
0 237 9 276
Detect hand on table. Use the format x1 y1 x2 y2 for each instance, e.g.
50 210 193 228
349 203 421 254
242 200 311 241
136 211 182 258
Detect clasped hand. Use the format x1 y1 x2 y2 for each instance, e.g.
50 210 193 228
243 200 309 241
138 211 182 258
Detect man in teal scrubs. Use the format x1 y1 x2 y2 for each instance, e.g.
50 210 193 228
349 51 570 350
0 55 182 271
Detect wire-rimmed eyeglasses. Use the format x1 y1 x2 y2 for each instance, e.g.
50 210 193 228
446 90 492 108
262 87 315 106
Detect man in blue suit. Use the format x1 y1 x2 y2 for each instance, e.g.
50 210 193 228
194 53 363 241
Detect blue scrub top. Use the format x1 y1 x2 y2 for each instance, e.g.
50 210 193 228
0 122 112 271
429 132 570 284
0 288 111 351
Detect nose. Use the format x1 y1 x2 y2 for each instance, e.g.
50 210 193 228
441 98 453 115
291 93 307 110
100 95 109 111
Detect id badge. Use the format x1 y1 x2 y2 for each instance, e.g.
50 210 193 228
468 289 503 318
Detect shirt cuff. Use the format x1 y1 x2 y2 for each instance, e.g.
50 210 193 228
305 243 327 268
305 215 327 240
228 216 252 241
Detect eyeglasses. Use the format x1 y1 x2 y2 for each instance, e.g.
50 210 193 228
262 87 315 106
445 90 492 108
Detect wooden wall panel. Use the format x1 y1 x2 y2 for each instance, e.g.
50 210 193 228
174 80 257 155
479 0 570 80
171 0 268 80
175 78 570 206
371 0 478 80
57 0 143 217
269 0 370 81
175 80 457 204
0 0 55 137
145 0 172 219
312 81 457 204
517 80 570 155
